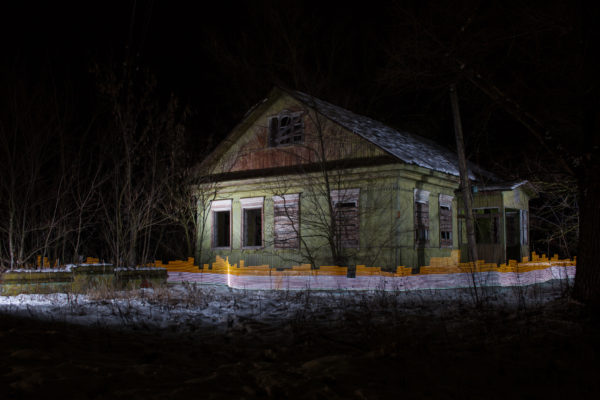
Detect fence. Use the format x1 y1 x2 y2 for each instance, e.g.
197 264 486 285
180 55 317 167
153 251 575 291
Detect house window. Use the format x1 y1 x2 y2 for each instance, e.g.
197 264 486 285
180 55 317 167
474 208 500 244
241 197 264 248
506 211 520 246
439 194 453 248
331 189 360 248
269 110 304 147
273 194 300 249
414 189 430 246
211 199 232 248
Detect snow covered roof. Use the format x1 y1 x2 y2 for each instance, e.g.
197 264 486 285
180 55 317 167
284 88 496 181
474 180 536 194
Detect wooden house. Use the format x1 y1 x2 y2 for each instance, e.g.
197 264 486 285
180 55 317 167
195 87 534 270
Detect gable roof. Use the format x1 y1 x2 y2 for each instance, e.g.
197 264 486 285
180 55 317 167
199 86 497 182
282 88 496 181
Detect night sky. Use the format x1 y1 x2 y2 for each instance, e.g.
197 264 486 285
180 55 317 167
1 1 594 172
2 2 391 143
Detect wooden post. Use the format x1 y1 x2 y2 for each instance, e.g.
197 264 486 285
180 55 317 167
449 84 479 271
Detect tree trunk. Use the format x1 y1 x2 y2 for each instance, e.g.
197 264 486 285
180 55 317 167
573 1 600 306
449 84 478 265
572 170 600 305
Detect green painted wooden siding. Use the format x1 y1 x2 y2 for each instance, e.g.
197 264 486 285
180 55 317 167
196 163 461 269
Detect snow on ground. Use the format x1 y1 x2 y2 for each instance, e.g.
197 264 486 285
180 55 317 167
0 278 572 334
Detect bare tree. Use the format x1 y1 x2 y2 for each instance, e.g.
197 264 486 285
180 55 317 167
0 70 83 268
380 1 599 304
94 62 188 267
264 102 401 270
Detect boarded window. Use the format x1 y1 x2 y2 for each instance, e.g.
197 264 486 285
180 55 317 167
241 197 264 248
332 189 359 248
414 189 430 246
439 194 453 248
211 199 232 248
269 111 304 147
474 208 500 244
273 194 300 249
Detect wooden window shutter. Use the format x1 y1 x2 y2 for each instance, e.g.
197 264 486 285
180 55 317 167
439 194 453 247
414 189 430 246
331 189 360 248
273 194 300 249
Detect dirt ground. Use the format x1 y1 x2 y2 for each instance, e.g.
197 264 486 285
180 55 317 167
1 295 599 399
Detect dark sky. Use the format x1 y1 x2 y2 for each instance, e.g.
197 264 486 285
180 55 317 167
1 1 590 174
2 1 394 141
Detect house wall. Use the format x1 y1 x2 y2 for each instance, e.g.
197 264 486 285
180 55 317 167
502 187 530 210
457 188 532 264
502 187 531 260
200 90 465 269
196 163 460 269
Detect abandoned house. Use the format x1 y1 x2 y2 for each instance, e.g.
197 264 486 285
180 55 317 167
195 87 535 270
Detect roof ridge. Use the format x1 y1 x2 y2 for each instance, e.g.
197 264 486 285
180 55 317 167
283 88 497 181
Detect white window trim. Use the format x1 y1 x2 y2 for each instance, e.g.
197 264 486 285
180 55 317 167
439 194 453 209
241 197 264 249
211 199 232 212
414 189 430 204
240 197 264 209
211 199 232 249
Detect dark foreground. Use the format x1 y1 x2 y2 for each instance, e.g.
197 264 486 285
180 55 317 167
1 297 599 399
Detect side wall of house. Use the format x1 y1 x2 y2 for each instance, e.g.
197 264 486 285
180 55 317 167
196 163 460 270
502 187 531 261
457 187 532 264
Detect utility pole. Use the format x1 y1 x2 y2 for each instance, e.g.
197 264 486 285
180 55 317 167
449 84 480 302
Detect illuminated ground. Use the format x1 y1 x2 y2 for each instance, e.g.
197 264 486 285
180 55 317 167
1 282 598 399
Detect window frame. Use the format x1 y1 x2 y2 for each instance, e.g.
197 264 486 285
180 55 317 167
439 194 453 248
473 207 501 244
211 199 232 250
269 110 304 147
240 197 264 249
414 189 430 247
331 188 360 249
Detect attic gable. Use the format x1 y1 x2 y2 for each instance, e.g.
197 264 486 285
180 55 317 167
202 88 388 176
199 87 496 182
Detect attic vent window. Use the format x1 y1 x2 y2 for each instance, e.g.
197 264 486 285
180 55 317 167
269 110 304 147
